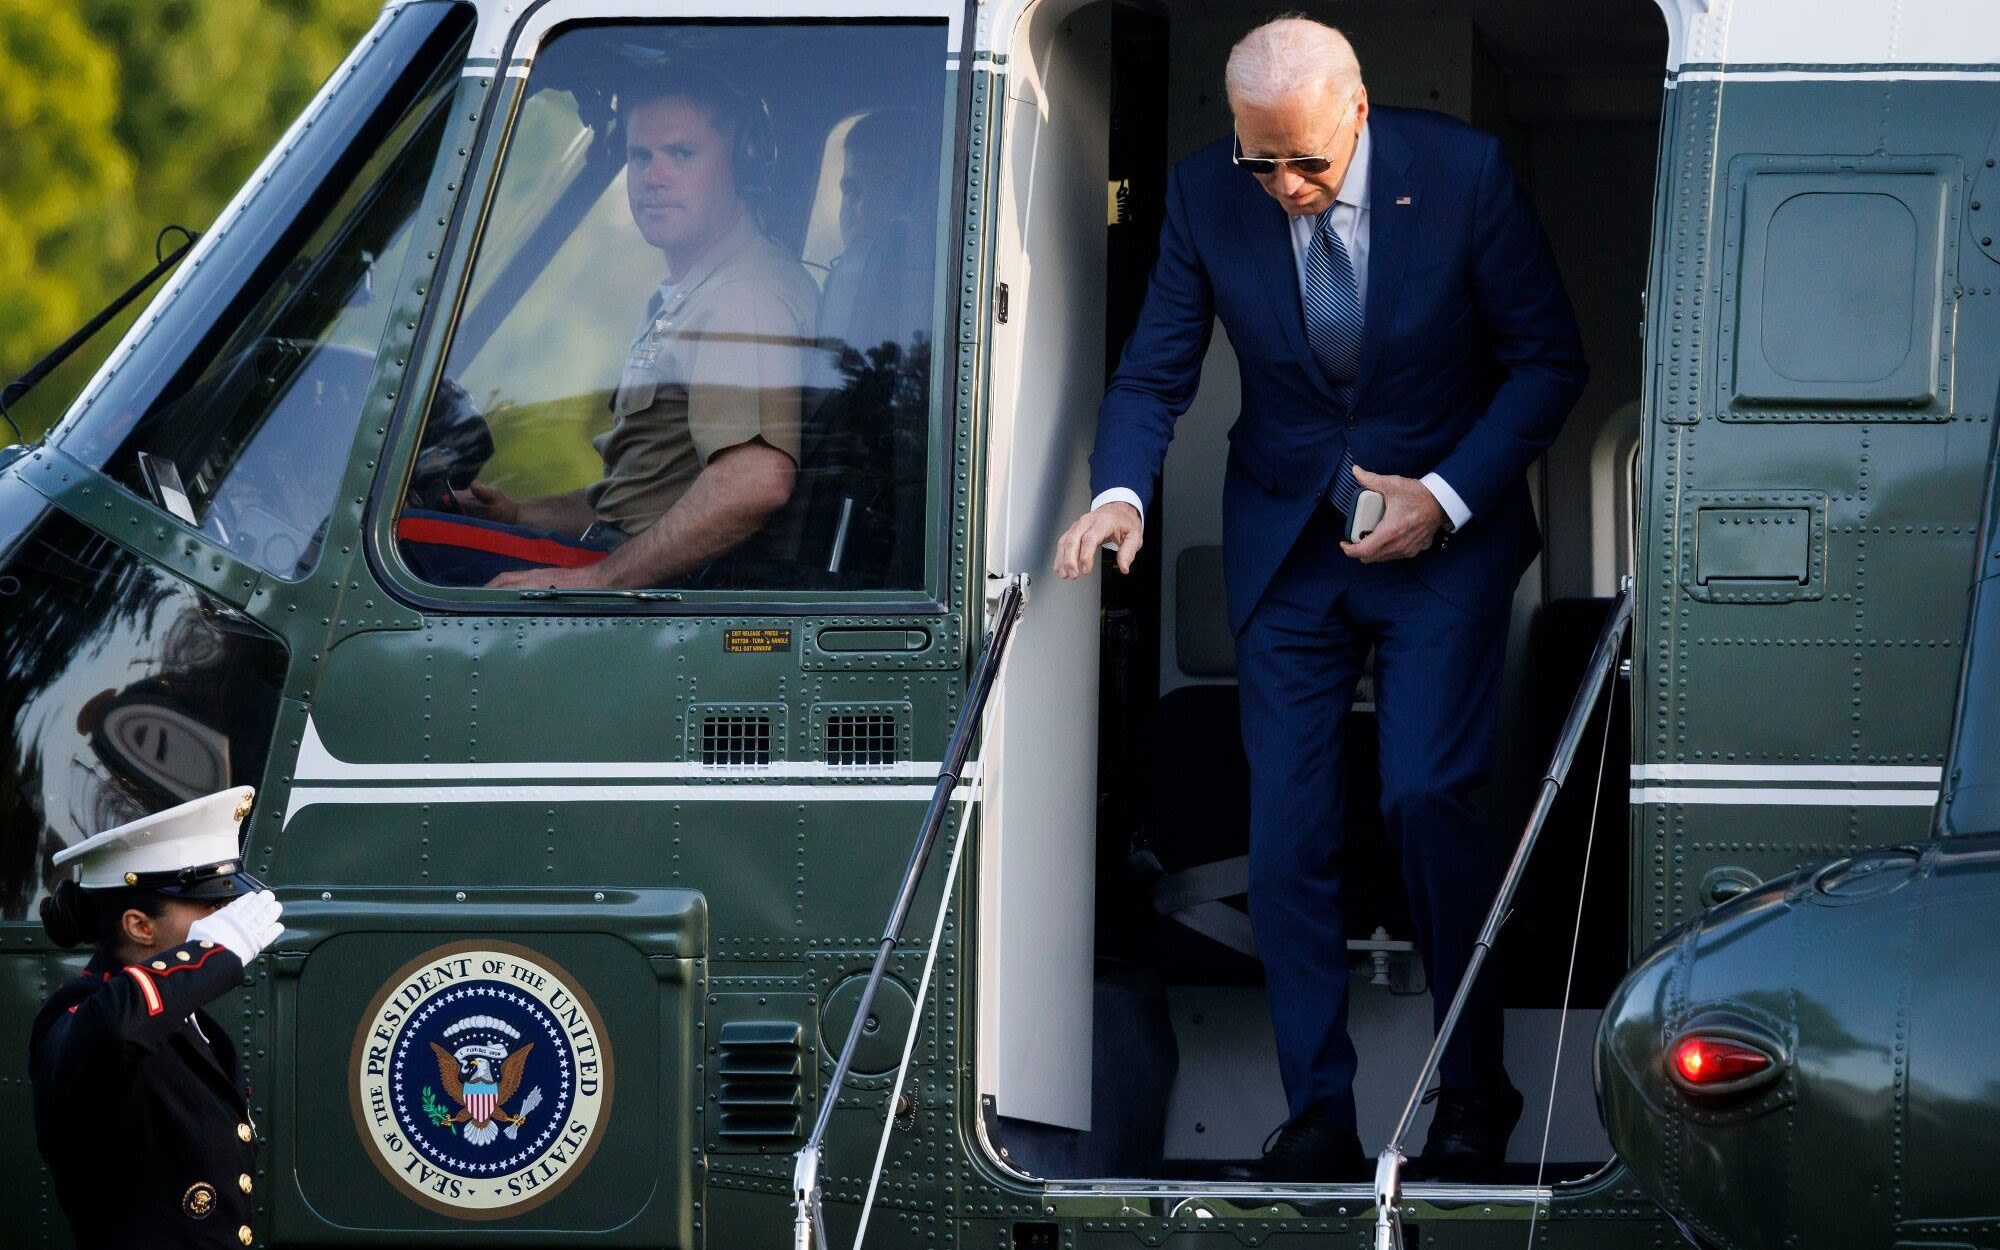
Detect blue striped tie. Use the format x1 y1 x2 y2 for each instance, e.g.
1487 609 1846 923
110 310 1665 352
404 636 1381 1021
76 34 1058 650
1303 206 1364 516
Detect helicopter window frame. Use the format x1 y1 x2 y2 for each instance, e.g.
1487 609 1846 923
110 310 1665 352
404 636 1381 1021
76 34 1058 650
368 2 974 616
43 1 481 583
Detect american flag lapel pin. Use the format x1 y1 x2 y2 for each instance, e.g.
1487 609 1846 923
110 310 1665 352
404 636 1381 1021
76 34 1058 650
1396 195 1413 205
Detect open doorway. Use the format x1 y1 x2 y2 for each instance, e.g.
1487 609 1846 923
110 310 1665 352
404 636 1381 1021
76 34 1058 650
977 0 1666 1187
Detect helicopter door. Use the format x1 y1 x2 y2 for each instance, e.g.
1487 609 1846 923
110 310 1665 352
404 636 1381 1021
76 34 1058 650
973 0 1117 1136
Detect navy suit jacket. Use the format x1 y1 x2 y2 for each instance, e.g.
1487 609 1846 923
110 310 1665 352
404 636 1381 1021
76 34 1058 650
1090 106 1588 632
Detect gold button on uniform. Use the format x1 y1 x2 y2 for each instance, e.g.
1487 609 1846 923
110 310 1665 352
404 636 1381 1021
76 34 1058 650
238 1224 253 1246
151 961 167 971
176 950 191 961
236 1122 253 1143
238 1173 252 1195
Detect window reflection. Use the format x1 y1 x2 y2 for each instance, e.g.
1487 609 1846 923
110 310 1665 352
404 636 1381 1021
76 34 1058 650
397 21 949 593
0 502 286 920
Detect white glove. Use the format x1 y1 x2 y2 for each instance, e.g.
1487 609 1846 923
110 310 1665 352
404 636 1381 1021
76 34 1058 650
189 890 285 964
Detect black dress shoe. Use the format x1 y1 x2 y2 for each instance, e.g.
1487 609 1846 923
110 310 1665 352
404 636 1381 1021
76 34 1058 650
1218 1103 1368 1183
1408 1083 1523 1181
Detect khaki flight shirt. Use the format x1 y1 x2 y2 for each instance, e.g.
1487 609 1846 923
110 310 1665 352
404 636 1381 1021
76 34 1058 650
589 213 819 535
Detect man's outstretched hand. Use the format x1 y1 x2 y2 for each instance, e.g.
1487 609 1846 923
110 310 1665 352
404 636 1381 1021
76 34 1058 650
1054 502 1143 579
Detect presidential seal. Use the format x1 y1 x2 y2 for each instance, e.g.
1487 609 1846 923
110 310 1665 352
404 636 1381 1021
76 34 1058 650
349 942 611 1218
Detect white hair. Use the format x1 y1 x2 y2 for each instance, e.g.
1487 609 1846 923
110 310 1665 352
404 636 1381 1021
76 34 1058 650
1224 16 1363 111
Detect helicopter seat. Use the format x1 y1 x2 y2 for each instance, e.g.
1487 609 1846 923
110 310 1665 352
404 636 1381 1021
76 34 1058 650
394 507 616 586
762 108 938 591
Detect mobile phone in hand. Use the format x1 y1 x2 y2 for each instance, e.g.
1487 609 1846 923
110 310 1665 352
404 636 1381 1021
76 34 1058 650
1346 488 1385 543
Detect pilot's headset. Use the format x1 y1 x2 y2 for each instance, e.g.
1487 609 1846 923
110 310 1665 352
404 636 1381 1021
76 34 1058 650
721 80 779 199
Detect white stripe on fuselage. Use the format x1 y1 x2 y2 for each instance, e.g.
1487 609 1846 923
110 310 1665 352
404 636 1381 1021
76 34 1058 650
283 781 978 827
282 717 980 827
295 717 957 781
1631 763 1942 783
1630 786 1938 806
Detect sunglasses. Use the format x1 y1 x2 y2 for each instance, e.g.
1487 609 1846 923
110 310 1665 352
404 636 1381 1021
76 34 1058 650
1230 90 1362 177
1231 132 1335 177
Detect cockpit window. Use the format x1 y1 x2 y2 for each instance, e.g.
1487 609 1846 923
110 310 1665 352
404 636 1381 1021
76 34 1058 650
49 2 477 581
392 21 951 595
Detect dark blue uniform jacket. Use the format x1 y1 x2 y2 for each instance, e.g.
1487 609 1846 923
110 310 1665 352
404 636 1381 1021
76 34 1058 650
31 940 258 1249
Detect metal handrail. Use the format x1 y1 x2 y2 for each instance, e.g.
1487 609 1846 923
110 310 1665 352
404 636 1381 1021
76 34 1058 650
1373 581 1633 1250
793 575 1029 1250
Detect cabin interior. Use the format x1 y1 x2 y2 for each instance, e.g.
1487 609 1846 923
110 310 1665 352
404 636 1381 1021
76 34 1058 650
976 0 1668 1184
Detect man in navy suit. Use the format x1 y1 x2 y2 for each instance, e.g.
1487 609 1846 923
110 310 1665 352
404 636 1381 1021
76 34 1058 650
1054 17 1586 1181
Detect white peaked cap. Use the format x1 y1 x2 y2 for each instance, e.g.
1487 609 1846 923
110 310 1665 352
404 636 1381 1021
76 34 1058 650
53 786 257 891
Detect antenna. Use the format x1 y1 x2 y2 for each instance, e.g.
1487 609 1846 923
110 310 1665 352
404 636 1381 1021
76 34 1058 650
0 224 200 446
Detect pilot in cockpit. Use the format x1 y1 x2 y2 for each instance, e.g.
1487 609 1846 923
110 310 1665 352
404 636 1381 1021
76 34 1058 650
448 68 818 589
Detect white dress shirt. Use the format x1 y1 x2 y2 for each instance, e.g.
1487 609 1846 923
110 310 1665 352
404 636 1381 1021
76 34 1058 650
1093 121 1472 531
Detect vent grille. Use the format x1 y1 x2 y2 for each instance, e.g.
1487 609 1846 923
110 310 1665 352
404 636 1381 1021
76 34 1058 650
701 715 772 766
715 1020 804 1142
825 712 899 767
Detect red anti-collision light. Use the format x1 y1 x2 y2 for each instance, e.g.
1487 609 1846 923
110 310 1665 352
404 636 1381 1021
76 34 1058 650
1671 1036 1772 1086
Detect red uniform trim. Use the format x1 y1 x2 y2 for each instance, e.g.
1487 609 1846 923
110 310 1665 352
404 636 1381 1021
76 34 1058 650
395 515 608 568
122 965 164 1016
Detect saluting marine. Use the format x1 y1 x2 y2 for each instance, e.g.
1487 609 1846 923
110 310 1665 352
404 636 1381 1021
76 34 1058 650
29 787 286 1250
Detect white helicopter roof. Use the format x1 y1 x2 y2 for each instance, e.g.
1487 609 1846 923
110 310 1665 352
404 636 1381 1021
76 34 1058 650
1658 0 2000 75
364 0 2000 86
967 0 2000 74
384 0 963 73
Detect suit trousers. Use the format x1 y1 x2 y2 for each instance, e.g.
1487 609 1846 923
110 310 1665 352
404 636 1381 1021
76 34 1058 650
1235 503 1513 1129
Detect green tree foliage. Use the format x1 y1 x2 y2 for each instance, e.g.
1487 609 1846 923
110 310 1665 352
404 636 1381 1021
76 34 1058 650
0 0 380 435
0 0 133 406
